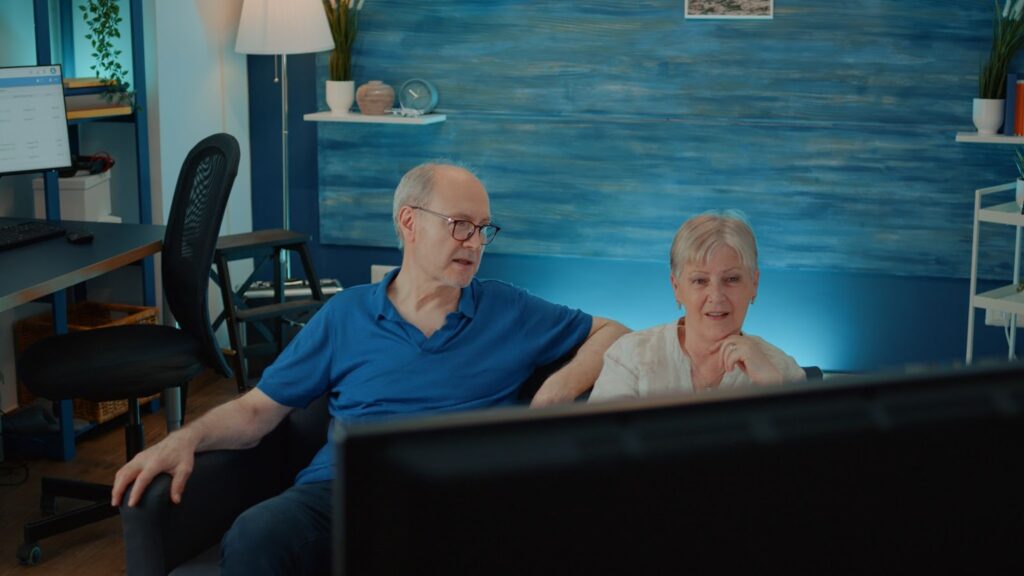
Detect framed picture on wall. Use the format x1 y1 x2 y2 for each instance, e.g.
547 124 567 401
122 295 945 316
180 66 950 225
685 0 773 19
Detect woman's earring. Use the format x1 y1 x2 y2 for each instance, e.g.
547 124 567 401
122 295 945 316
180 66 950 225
750 297 756 305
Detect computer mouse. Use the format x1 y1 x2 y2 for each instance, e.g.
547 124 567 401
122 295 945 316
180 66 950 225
66 230 94 245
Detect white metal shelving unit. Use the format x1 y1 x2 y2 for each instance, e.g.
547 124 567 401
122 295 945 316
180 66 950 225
957 131 1024 364
965 180 1024 364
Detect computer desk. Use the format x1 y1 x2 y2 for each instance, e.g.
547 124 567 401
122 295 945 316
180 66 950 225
0 218 164 460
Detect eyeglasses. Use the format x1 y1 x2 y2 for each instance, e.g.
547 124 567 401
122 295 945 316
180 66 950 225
411 206 501 245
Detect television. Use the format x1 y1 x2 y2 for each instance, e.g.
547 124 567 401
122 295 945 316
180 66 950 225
333 362 1024 575
0 64 71 176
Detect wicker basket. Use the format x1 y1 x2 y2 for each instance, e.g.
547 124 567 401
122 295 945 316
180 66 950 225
15 301 160 424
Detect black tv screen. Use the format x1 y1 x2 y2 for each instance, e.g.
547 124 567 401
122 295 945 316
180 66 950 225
334 362 1024 575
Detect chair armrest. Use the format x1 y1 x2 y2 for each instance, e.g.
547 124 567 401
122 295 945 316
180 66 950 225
121 432 286 575
215 229 310 259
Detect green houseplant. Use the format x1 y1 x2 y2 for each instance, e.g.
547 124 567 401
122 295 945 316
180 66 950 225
980 0 1024 99
79 0 132 105
322 0 365 113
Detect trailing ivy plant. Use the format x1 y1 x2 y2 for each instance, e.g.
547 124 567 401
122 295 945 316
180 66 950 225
79 0 132 106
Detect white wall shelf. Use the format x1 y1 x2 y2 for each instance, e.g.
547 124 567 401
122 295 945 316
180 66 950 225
955 132 1024 144
304 111 446 125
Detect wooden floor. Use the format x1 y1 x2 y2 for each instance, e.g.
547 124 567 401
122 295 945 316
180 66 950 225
0 371 239 576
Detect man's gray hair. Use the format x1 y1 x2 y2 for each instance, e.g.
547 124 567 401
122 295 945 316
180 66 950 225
669 210 759 278
392 161 476 248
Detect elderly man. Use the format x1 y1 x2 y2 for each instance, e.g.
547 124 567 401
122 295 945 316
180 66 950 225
111 162 628 574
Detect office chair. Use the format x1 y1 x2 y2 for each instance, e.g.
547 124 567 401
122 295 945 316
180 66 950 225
15 133 240 566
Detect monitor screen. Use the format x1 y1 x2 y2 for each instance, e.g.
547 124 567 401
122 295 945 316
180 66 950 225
0 64 71 175
334 362 1024 575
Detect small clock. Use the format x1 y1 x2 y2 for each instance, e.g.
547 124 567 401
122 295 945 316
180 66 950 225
398 78 438 114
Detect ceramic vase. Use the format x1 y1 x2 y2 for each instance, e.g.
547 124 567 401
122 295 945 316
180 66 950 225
973 98 1006 135
326 80 355 115
356 81 395 116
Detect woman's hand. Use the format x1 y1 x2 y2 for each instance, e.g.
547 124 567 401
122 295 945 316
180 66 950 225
713 335 783 386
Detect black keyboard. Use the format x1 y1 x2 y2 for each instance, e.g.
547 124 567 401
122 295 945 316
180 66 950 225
0 221 66 251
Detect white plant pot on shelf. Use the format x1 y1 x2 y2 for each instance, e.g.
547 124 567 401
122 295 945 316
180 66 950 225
973 98 1006 135
326 80 355 115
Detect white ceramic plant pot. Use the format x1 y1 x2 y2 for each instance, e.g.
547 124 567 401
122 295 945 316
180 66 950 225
973 98 1006 135
326 80 355 115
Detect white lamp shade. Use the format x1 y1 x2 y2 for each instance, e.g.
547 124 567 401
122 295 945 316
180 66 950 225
236 0 334 55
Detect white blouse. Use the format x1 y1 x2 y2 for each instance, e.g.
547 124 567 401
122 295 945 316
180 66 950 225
589 322 806 402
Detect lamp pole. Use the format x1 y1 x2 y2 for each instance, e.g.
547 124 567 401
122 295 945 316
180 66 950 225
235 0 334 281
280 53 292 278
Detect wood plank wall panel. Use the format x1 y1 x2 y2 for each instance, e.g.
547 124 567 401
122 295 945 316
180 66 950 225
316 0 1012 279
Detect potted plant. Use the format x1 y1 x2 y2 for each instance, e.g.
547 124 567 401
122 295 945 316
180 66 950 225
79 0 133 107
322 0 366 114
976 0 1024 134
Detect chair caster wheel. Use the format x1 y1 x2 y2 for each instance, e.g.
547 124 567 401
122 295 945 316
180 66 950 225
17 543 41 565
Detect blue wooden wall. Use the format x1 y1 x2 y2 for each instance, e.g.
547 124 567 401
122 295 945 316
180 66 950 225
315 0 1016 280
244 1 1016 371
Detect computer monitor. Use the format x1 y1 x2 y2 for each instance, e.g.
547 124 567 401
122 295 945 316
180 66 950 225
0 64 71 176
333 362 1024 575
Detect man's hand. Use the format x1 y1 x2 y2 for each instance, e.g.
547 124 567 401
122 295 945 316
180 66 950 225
111 428 199 508
110 388 294 508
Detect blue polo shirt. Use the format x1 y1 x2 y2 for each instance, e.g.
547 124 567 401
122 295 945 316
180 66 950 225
257 267 593 485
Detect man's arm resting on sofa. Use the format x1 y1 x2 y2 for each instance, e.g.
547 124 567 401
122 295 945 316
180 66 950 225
120 434 285 576
530 316 630 407
112 387 293 508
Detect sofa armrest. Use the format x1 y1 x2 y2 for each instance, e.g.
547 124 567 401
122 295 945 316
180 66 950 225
517 345 583 404
121 431 285 575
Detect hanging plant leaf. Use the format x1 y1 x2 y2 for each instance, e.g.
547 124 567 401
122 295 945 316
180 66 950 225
80 0 134 107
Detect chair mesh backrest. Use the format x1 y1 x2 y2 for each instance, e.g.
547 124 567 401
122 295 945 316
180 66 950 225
162 133 240 375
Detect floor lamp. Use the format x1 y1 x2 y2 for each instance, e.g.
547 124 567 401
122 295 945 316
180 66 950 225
236 0 333 278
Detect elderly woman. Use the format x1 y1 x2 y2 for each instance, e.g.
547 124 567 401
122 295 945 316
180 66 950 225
590 211 804 401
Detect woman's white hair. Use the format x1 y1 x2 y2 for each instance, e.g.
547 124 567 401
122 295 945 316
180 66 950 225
669 210 758 278
392 161 475 248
